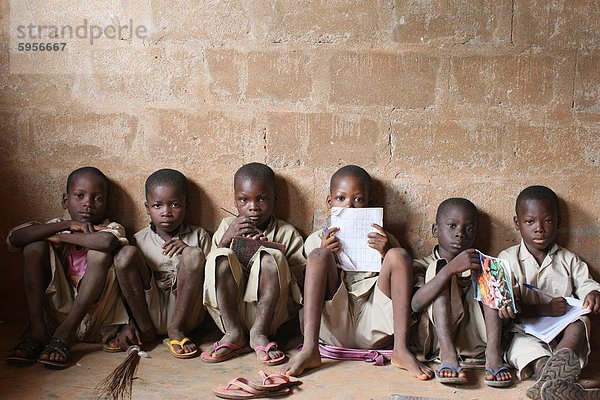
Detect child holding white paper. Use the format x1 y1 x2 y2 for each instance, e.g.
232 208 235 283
499 185 600 397
283 165 433 381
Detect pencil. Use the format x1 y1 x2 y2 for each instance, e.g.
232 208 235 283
219 207 238 217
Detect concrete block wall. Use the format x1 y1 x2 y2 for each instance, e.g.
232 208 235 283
0 1 599 320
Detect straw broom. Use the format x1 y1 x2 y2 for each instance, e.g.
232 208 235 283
95 345 148 400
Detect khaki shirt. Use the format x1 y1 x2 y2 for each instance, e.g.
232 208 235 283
304 227 400 297
133 223 211 290
212 216 306 285
499 240 600 305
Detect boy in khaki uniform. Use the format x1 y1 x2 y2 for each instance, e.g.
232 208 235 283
113 169 211 358
284 165 433 380
498 186 600 399
201 162 305 366
411 198 511 387
5 167 129 368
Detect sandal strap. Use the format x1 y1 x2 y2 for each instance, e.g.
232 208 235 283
41 338 71 359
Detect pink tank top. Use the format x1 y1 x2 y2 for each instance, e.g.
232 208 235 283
67 246 89 287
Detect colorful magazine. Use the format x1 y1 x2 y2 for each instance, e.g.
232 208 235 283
471 251 517 313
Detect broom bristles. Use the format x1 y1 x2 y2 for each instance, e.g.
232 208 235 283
95 346 141 400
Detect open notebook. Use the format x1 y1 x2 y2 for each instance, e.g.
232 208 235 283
330 207 383 272
521 297 590 343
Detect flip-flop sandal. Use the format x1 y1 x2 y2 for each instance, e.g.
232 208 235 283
163 337 198 359
212 377 290 399
248 370 302 392
5 337 46 364
200 341 253 363
541 379 600 400
254 342 287 366
526 349 581 400
435 365 468 384
38 337 70 368
484 367 513 388
102 339 125 353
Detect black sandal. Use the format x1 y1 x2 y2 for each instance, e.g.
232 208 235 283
38 337 71 368
5 337 46 364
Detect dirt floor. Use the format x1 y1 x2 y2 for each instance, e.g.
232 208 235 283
1 318 598 400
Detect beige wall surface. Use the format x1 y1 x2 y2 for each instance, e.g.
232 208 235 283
1 1 599 320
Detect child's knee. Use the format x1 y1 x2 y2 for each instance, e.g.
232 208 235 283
384 247 411 266
181 246 205 273
22 240 48 259
259 251 278 272
114 245 138 270
216 255 232 276
87 249 112 265
307 247 334 265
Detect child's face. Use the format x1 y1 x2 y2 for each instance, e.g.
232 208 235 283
145 184 187 236
234 178 275 230
327 175 369 208
62 172 108 224
514 198 559 256
433 206 477 260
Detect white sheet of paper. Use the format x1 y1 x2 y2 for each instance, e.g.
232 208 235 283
330 207 383 272
522 297 590 343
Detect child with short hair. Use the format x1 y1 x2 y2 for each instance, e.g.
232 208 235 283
5 167 129 367
113 169 211 358
201 162 306 366
499 185 600 398
411 198 512 386
284 165 433 380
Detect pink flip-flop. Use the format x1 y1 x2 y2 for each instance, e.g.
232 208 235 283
254 342 287 366
248 370 302 392
212 377 290 399
200 341 252 363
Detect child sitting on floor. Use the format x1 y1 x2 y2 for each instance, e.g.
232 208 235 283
201 162 306 366
499 185 600 399
411 198 512 387
283 165 433 380
113 169 211 358
5 167 129 368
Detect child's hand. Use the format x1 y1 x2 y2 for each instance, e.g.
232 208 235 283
162 238 188 258
69 221 97 234
447 249 480 275
583 290 600 314
367 223 389 257
46 234 62 245
545 297 568 316
498 305 518 319
321 227 340 253
219 216 263 247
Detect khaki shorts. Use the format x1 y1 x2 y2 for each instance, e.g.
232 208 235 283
203 247 299 334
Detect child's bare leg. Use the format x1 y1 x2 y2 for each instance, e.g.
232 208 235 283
556 320 585 354
250 253 283 361
40 249 111 364
114 245 155 344
379 248 434 380
8 242 51 359
22 241 51 341
168 246 205 354
208 255 246 358
483 305 511 382
283 248 339 376
432 280 466 380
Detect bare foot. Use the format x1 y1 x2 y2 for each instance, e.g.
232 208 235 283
167 327 195 355
391 348 434 380
250 330 284 363
281 347 322 377
207 330 247 358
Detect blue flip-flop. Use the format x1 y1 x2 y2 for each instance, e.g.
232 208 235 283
435 364 467 384
485 367 513 388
